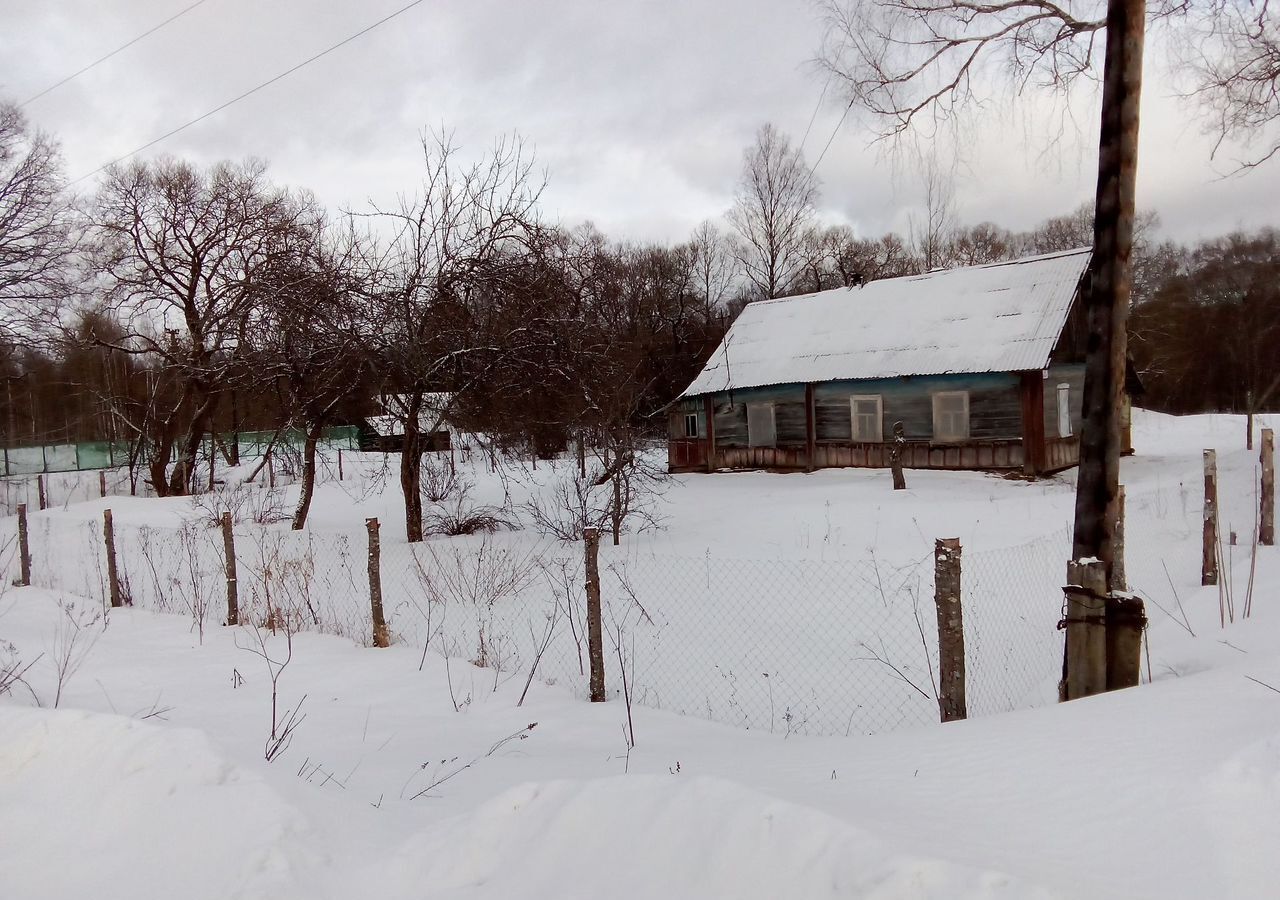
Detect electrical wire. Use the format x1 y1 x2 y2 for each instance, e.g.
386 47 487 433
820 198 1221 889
21 0 214 107
72 0 431 185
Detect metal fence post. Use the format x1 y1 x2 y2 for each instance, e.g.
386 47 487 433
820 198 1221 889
933 538 966 722
16 503 30 587
103 509 122 608
366 517 389 648
584 526 606 702
221 511 239 626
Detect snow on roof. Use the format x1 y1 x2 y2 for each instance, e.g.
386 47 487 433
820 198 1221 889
682 248 1091 397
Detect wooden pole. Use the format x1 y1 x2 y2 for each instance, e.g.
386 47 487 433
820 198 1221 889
37 473 47 511
1246 390 1254 450
1110 485 1127 593
1261 428 1274 547
1071 0 1146 583
804 383 816 472
103 509 122 608
933 538 966 722
584 526 605 702
366 517 389 648
220 511 239 626
338 448 344 482
703 395 716 473
98 470 107 499
1063 559 1108 701
16 502 30 587
1203 450 1218 586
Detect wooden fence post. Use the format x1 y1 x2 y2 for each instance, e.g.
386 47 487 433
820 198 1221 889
1110 485 1127 592
1261 428 1274 547
890 421 907 491
98 470 107 499
16 503 30 587
37 474 47 511
1062 559 1107 701
1203 450 1218 586
338 448 344 482
221 511 239 626
103 509 122 608
1105 594 1146 690
933 538 966 722
366 517 389 648
584 526 606 702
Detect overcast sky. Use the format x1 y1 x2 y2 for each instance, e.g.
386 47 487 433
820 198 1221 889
2 0 1276 246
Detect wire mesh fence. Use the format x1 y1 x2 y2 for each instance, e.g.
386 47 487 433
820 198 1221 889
10 511 1075 736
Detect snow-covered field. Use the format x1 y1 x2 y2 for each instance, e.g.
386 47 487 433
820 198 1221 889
3 410 1279 898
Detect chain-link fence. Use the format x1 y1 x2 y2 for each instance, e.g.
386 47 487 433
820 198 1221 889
10 511 1072 736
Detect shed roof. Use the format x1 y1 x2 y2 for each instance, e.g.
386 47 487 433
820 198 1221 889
681 247 1091 397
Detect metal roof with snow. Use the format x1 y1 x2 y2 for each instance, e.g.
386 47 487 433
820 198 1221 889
681 247 1092 397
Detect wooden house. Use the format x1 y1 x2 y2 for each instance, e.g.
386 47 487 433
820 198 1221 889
668 247 1130 477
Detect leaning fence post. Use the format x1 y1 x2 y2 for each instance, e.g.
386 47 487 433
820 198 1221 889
366 517 389 648
16 503 30 587
98 470 107 499
584 526 606 702
1203 450 1218 586
220 511 239 626
103 509 122 608
37 474 47 511
1261 428 1274 547
933 537 966 722
1062 559 1108 701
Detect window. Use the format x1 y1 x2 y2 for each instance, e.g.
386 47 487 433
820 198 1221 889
683 413 699 438
932 391 969 441
850 395 883 442
1056 383 1072 437
746 403 776 447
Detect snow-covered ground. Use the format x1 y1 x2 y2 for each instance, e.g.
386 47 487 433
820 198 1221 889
3 410 1279 898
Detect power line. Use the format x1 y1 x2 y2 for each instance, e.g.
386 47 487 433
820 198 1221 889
810 98 855 175
798 77 831 156
72 0 431 185
21 0 214 108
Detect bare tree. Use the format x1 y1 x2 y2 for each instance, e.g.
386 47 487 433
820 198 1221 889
727 124 819 300
246 218 369 529
0 101 74 345
1184 0 1280 169
358 132 544 542
909 147 957 271
89 157 307 496
688 220 737 315
819 0 1278 582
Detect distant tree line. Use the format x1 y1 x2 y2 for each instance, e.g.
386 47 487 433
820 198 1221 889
1 99 1276 537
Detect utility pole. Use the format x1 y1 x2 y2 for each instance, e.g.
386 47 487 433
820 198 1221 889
1064 0 1146 700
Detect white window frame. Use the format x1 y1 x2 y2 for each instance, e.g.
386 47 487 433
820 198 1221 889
932 391 970 442
683 412 699 438
1056 383 1072 438
746 402 776 448
849 394 884 443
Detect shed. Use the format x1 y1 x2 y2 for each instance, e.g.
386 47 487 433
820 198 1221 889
360 392 453 453
669 247 1128 476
